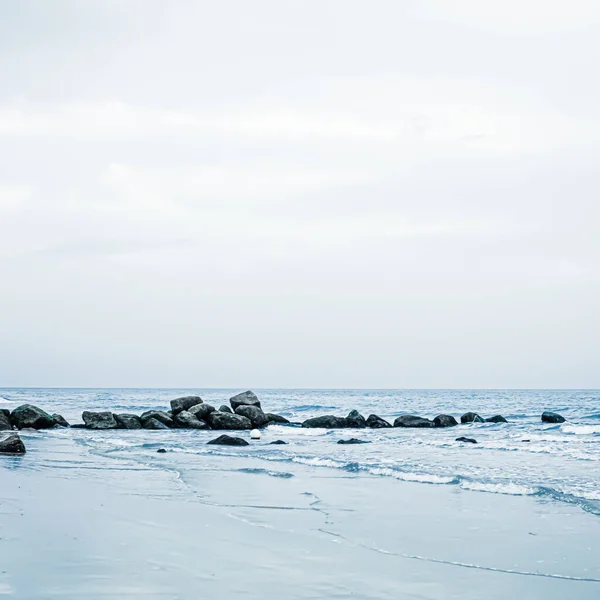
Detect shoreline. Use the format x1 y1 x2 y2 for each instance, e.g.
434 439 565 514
2 432 600 599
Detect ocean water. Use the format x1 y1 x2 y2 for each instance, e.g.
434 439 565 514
1 388 598 515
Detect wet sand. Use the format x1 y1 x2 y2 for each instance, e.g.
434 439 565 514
1 432 599 599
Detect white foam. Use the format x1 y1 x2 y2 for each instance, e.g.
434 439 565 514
562 424 600 435
0 396 10 404
460 480 535 496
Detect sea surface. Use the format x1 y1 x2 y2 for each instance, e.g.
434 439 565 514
1 388 599 515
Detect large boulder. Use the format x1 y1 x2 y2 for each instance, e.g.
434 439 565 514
485 415 508 423
433 414 458 428
345 410 367 428
207 434 249 447
393 415 433 428
542 411 566 423
188 403 216 421
52 414 70 427
461 412 484 424
230 391 261 411
140 410 174 428
82 411 118 430
170 396 203 415
173 410 209 429
266 413 290 425
207 412 252 430
0 412 13 430
143 417 170 430
114 414 143 429
219 405 233 414
0 434 26 454
234 405 269 428
10 404 55 430
301 415 347 429
366 414 392 428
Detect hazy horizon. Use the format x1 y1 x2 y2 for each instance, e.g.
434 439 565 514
1 0 599 389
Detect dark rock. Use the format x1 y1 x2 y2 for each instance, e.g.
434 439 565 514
173 410 209 429
82 411 118 430
393 415 433 428
485 415 508 423
301 415 348 428
1 409 10 420
235 405 269 428
265 413 290 425
114 413 143 429
219 405 233 413
10 404 55 430
230 390 261 411
207 411 252 430
345 410 367 428
366 414 392 428
157 448 167 453
70 423 87 429
143 417 170 430
461 412 484 424
522 439 531 442
456 436 477 444
542 411 566 423
188 403 216 421
170 396 203 415
140 410 174 428
337 438 371 444
0 411 13 431
433 414 458 428
207 434 249 446
52 414 70 427
0 434 26 454
269 440 287 445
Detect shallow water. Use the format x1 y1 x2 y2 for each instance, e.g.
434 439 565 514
1 388 599 513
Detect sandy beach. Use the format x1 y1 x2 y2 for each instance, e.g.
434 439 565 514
2 429 599 599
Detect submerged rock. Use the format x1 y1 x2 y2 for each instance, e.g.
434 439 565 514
52 414 70 427
207 411 252 430
337 438 371 444
460 412 484 424
207 434 249 446
143 417 170 430
269 440 287 445
219 405 233 413
170 396 203 415
366 414 392 428
433 414 458 428
485 415 508 423
235 405 269 428
82 411 118 430
542 411 566 423
345 410 367 428
456 436 477 444
188 403 216 421
140 410 174 428
393 415 433 428
265 413 290 425
0 434 26 454
114 413 143 429
0 412 13 431
301 415 347 429
173 410 209 429
70 423 87 429
10 404 55 430
157 448 167 453
230 390 261 411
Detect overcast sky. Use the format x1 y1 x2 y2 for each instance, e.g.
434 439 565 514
1 0 599 388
